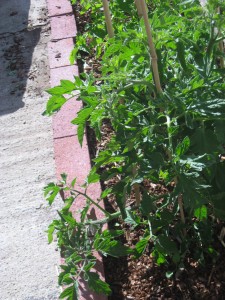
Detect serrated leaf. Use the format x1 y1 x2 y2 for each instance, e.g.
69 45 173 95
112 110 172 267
62 197 74 213
102 229 124 239
72 107 93 125
47 86 67 95
77 123 85 146
59 272 74 285
47 223 55 244
59 282 79 300
72 107 93 146
95 238 133 257
83 262 95 272
124 210 140 228
140 192 155 216
175 136 190 157
87 272 111 296
44 184 60 205
60 80 76 91
58 211 76 227
157 235 178 255
134 237 149 259
87 170 100 184
191 129 218 154
46 95 67 115
70 48 78 65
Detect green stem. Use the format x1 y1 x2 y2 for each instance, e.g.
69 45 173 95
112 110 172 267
72 189 111 217
166 114 173 158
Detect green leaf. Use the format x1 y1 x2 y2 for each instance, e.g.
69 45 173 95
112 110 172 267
59 272 74 285
83 262 95 272
44 183 60 205
176 40 187 70
60 80 76 91
134 237 149 259
47 223 55 244
95 238 133 257
152 250 166 265
72 107 93 125
87 170 100 184
100 188 112 198
87 272 111 296
62 197 74 212
72 107 93 146
191 128 219 154
194 205 207 220
175 136 190 157
71 178 77 188
59 282 79 300
58 211 77 227
124 210 140 228
70 48 78 65
46 95 67 115
77 123 85 146
140 191 155 216
47 85 72 96
61 173 68 183
157 235 178 255
102 229 124 239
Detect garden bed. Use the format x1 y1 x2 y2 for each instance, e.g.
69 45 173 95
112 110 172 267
45 1 225 299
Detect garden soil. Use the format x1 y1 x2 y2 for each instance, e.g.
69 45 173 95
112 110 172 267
0 0 60 299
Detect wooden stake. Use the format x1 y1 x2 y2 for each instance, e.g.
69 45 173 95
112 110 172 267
102 0 114 38
217 7 224 69
135 0 143 17
139 0 162 94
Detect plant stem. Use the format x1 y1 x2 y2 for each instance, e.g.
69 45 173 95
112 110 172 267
85 205 138 226
166 114 186 235
139 0 162 94
72 189 111 217
132 165 141 206
174 178 186 237
102 0 114 38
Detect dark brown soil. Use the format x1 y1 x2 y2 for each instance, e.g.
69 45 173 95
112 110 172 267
72 2 225 299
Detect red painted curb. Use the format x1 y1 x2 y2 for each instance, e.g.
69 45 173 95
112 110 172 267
47 1 107 299
48 38 75 69
47 0 73 17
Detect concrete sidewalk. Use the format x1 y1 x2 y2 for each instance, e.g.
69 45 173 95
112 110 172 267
0 0 60 299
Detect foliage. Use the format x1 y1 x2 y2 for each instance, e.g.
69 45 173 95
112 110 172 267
44 0 225 298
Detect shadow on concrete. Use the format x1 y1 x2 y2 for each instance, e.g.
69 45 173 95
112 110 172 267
0 0 41 116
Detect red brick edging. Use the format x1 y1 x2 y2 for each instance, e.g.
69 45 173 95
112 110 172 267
46 1 107 299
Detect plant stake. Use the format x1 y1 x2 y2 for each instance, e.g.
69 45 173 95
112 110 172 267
139 0 162 94
217 7 224 69
135 0 143 17
102 0 114 38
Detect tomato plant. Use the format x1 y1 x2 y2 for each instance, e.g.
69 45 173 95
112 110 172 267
44 0 225 299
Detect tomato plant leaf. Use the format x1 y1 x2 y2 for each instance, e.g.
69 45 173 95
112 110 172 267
86 272 111 296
